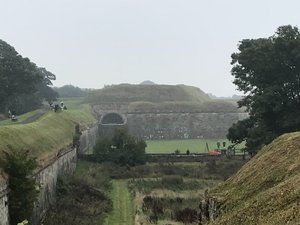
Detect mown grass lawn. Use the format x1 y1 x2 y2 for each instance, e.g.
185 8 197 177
104 180 134 225
146 139 233 154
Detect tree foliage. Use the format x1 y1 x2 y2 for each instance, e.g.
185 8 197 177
93 129 146 166
227 25 300 153
0 148 38 225
53 85 87 98
0 39 58 114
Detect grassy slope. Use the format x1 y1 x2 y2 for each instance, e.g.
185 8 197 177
0 98 96 163
209 132 300 225
104 180 134 225
87 84 241 113
0 109 42 126
87 84 211 103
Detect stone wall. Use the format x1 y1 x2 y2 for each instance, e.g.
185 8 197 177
79 124 99 153
97 111 248 139
0 173 9 225
30 146 77 225
0 124 99 225
0 147 77 225
199 191 222 225
126 112 246 139
94 103 248 139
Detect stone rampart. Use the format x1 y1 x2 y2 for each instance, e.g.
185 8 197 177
0 147 77 225
125 112 246 139
94 103 248 139
30 146 77 225
0 173 9 225
0 123 98 225
79 124 99 153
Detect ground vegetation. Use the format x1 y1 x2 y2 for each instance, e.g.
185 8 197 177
93 129 146 166
0 148 38 225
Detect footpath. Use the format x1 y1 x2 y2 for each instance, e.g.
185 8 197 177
104 180 134 225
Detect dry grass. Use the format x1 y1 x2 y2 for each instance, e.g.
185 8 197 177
209 132 300 225
134 189 202 225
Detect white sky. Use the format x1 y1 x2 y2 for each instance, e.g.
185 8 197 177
1 0 300 96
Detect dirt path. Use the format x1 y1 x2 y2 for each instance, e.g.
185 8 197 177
104 180 134 225
19 110 46 124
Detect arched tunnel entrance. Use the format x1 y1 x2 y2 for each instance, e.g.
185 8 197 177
99 112 127 137
100 112 126 125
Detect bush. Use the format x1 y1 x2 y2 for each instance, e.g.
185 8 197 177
93 129 146 166
162 175 184 186
175 208 198 224
0 148 38 225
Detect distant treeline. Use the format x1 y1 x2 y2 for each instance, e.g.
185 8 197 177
53 85 89 98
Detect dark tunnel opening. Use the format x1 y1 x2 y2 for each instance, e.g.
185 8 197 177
101 113 125 125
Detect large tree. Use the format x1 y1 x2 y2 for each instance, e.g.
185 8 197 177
227 25 300 153
0 40 57 114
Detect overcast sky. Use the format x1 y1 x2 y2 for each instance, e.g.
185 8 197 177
1 0 299 96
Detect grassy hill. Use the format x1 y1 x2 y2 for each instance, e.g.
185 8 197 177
0 98 96 165
87 84 243 112
209 132 300 225
87 84 211 103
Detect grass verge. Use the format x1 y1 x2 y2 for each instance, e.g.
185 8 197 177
104 180 134 225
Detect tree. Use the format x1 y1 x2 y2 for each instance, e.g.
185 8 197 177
53 85 87 98
93 129 146 166
0 40 58 114
0 40 42 113
227 25 300 153
35 67 58 104
0 148 38 225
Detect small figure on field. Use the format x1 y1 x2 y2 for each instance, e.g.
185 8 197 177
54 104 59 112
60 101 64 111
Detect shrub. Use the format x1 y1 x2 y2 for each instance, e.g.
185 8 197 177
161 175 183 186
0 148 38 225
93 129 146 166
175 208 198 224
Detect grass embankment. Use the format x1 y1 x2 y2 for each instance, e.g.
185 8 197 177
209 132 300 225
146 139 244 154
87 84 242 113
87 84 210 104
0 98 96 163
104 180 134 225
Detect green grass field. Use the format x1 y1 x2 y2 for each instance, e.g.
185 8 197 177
146 139 234 154
104 180 134 225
